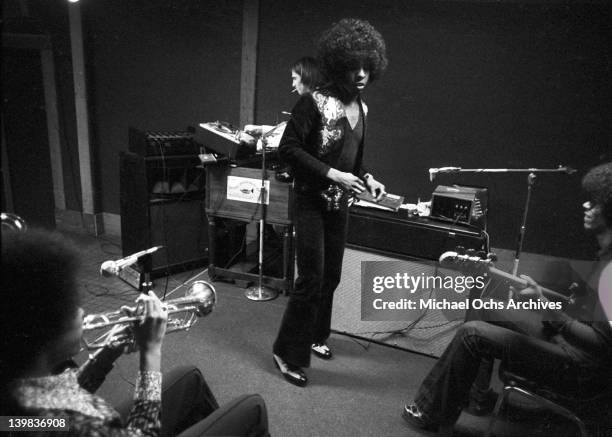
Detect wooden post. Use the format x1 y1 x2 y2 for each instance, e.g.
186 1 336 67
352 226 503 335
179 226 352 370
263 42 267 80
69 2 103 234
240 0 259 128
41 47 66 211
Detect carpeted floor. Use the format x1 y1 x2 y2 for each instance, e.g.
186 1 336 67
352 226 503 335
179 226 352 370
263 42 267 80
60 222 603 437
65 224 435 436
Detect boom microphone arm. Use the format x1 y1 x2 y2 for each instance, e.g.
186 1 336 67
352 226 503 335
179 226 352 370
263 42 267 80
428 165 576 181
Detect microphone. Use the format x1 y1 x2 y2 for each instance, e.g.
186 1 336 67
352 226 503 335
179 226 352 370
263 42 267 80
428 167 461 181
100 246 163 277
428 168 437 182
559 165 577 174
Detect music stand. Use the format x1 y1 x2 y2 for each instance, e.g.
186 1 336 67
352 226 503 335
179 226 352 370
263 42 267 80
429 165 576 275
245 124 285 301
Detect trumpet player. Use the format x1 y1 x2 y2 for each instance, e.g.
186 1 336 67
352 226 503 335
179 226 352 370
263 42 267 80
0 228 270 437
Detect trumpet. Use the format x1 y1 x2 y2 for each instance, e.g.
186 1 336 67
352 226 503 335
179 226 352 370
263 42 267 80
82 280 216 350
1 212 27 232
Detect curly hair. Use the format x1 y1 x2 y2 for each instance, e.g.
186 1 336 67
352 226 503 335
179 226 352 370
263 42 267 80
582 162 612 226
0 229 81 383
316 18 388 102
291 56 324 92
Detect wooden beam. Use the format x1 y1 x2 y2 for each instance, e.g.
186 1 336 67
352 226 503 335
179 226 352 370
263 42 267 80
69 2 103 234
41 47 65 211
240 0 259 128
1 120 14 212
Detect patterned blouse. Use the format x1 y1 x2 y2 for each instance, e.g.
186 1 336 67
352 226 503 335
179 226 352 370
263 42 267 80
10 369 162 436
278 91 369 193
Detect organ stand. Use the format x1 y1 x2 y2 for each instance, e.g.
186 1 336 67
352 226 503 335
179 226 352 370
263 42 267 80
205 165 295 295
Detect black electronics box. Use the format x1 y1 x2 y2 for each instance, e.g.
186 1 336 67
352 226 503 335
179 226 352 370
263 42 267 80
430 185 488 229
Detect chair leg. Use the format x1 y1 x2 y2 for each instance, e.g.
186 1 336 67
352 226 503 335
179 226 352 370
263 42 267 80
485 385 588 437
484 386 511 437
508 387 588 437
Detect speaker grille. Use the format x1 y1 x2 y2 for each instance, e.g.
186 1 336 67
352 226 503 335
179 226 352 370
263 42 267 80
331 248 463 357
148 200 208 273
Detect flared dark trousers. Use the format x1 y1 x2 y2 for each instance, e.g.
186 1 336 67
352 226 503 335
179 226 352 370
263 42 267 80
414 319 586 426
273 192 349 367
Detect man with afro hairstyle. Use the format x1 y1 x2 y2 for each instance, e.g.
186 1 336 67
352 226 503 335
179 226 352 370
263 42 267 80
403 162 612 434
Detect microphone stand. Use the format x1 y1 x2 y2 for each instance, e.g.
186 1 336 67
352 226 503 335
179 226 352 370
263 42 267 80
139 253 153 294
430 165 576 275
245 134 278 301
512 172 537 276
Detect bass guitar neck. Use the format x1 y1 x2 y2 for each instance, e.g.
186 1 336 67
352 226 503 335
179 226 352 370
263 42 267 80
485 265 571 303
439 251 573 303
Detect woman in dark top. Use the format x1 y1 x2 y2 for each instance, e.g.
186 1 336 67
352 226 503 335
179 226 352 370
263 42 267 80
272 18 388 387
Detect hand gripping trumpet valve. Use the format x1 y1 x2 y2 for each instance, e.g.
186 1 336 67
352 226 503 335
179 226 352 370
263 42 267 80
82 280 216 351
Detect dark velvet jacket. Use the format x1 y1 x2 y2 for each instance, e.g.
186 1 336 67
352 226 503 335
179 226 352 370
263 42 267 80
278 91 368 194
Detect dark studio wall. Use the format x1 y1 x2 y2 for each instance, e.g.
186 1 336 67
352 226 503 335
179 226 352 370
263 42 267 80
10 1 610 260
256 0 612 259
8 0 244 216
2 47 56 227
3 0 82 216
80 0 243 215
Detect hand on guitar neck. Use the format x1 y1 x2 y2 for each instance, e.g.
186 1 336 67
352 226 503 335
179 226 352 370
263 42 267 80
438 251 576 305
507 274 580 306
510 274 568 303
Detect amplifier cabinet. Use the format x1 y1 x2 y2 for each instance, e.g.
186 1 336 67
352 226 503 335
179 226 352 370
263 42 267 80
347 207 487 261
128 127 200 157
120 151 208 278
205 165 293 225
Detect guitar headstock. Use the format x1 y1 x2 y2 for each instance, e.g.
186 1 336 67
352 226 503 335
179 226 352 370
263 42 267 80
439 249 497 274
